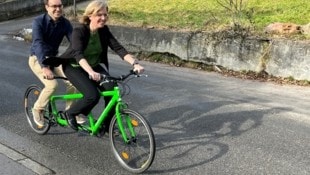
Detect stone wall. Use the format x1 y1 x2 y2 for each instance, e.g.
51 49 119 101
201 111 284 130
109 26 310 80
0 0 85 22
0 0 42 21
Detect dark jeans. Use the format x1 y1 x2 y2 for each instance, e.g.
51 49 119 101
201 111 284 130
63 63 115 124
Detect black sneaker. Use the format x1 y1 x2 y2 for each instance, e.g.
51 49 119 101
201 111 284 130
65 112 79 131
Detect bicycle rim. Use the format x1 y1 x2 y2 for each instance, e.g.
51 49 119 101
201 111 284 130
109 109 155 173
24 85 50 135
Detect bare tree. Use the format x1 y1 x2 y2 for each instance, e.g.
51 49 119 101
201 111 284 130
216 0 254 32
73 0 76 17
216 0 244 12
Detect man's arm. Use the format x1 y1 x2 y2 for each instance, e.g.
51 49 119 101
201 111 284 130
31 17 54 79
32 18 49 68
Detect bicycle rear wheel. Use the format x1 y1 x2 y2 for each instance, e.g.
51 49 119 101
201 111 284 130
109 109 155 174
24 85 51 135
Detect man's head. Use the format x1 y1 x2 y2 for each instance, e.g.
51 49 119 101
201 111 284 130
44 0 63 21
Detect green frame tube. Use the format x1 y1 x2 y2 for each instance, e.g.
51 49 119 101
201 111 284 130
49 86 134 141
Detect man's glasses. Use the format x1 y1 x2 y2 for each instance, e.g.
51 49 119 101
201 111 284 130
48 4 63 9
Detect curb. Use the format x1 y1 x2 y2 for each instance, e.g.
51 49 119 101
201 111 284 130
0 143 54 175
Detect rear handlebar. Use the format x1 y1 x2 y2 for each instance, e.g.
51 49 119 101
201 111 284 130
47 70 146 84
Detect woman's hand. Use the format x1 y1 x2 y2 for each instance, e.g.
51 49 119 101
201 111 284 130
78 58 101 81
123 54 145 74
133 64 144 74
88 71 101 81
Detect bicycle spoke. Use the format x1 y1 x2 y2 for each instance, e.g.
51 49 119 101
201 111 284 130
110 109 155 173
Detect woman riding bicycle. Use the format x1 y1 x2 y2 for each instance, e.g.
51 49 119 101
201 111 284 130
59 0 144 131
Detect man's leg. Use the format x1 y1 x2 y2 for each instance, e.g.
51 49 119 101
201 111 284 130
28 55 58 126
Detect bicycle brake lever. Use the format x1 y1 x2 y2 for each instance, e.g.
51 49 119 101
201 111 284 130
99 74 108 86
135 74 148 78
99 80 109 86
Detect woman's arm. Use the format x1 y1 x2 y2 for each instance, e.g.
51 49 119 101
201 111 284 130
78 58 101 81
123 54 144 74
70 26 89 62
103 27 144 73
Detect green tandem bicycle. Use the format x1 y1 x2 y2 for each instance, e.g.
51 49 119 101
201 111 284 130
24 69 155 173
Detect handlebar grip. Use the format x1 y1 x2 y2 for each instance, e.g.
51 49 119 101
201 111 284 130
130 69 138 75
43 76 68 80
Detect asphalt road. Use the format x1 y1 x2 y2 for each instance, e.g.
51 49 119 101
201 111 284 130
0 17 310 175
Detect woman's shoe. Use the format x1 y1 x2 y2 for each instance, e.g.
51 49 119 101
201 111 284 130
65 112 79 131
76 115 86 124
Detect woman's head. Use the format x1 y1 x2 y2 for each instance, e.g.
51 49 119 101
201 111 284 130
80 0 109 29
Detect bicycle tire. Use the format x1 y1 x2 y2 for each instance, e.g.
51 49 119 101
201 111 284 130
24 85 51 135
109 109 155 173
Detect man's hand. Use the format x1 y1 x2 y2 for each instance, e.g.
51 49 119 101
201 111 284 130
42 67 54 80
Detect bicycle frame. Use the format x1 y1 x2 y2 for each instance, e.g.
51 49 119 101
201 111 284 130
25 69 155 173
49 86 134 143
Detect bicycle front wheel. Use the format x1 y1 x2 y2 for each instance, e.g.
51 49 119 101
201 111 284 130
24 85 50 135
109 109 155 174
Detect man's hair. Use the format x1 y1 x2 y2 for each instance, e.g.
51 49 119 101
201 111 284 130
79 0 108 24
43 0 48 5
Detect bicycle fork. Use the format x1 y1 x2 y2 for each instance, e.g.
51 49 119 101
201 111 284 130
116 104 137 144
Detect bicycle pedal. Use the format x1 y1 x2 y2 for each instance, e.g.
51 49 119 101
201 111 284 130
96 131 106 138
57 111 66 119
50 122 58 127
97 129 107 137
78 129 91 136
96 125 108 137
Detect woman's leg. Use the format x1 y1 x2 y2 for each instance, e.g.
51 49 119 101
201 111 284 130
54 65 78 110
63 64 100 130
93 65 116 130
55 65 85 124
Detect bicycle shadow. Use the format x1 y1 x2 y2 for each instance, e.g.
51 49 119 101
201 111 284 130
145 99 291 174
44 127 78 135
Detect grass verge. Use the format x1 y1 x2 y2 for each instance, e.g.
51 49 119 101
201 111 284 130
108 0 310 35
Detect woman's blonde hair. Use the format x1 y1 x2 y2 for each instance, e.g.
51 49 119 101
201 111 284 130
79 0 108 24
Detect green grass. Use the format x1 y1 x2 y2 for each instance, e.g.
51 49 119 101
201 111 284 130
105 0 310 85
108 0 310 33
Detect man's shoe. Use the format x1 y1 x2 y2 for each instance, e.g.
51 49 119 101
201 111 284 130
76 115 86 124
65 112 79 131
32 108 44 128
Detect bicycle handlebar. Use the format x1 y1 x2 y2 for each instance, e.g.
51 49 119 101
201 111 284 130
99 70 147 86
101 70 135 81
45 70 146 84
53 76 68 80
43 76 68 80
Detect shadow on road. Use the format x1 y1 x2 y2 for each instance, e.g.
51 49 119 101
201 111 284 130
146 99 291 174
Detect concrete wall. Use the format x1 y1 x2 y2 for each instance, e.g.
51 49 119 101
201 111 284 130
109 26 310 80
0 0 43 21
0 0 85 22
268 40 310 79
